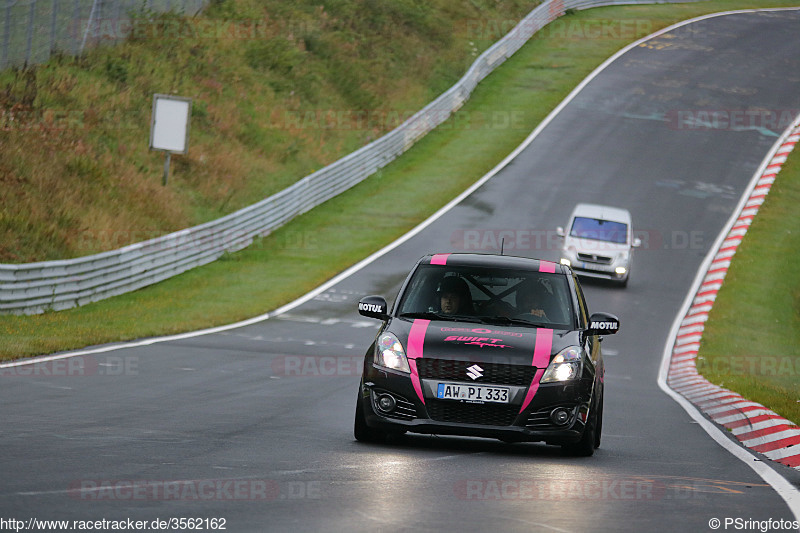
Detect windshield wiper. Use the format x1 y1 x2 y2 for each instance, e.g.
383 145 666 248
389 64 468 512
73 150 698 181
475 315 547 328
398 311 482 323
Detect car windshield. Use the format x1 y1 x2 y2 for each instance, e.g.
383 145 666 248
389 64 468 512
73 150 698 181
396 264 574 330
570 217 628 244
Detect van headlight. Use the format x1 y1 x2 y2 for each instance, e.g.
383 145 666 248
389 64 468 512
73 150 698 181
374 333 411 373
541 346 582 383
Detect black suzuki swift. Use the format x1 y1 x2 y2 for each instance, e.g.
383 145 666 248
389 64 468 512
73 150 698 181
354 253 619 456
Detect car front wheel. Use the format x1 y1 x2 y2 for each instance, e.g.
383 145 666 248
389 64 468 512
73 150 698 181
354 395 388 443
561 401 600 457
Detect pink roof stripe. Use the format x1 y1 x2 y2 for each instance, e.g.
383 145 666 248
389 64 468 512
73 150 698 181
539 261 557 273
430 254 450 265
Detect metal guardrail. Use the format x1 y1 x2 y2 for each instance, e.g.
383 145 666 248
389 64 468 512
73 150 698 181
0 0 699 314
1 0 206 70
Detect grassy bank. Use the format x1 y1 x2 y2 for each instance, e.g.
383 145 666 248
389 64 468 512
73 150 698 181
0 0 536 262
696 156 800 425
2 0 800 374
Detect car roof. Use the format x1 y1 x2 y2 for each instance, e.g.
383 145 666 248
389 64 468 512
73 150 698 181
419 253 569 274
570 203 632 224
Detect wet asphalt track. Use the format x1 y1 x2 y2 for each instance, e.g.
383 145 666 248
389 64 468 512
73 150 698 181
3 9 800 533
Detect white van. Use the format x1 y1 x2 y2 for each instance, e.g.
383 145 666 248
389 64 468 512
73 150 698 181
557 204 641 287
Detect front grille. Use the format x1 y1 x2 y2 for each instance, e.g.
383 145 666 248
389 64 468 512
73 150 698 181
372 389 418 421
526 405 577 430
577 253 613 265
426 400 519 426
416 359 536 386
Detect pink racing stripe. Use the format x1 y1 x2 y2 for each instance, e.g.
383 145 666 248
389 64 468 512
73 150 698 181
407 319 430 359
407 319 430 404
531 328 554 368
409 359 425 405
519 369 545 414
539 261 557 273
430 254 450 265
519 329 554 413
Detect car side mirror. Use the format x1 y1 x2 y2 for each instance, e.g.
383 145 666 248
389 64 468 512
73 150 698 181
587 312 620 335
632 237 642 248
556 226 565 237
358 295 389 321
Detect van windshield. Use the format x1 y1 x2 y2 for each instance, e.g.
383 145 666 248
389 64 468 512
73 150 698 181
569 217 628 244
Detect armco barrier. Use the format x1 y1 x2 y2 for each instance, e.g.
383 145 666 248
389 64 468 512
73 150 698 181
1 0 207 71
0 0 697 314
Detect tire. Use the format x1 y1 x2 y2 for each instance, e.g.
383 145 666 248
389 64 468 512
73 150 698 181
594 394 604 449
354 395 389 443
561 404 598 457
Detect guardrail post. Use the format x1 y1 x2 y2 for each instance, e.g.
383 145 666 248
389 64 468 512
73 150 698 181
25 0 36 65
80 0 99 55
50 0 59 56
1 1 11 69
71 0 81 55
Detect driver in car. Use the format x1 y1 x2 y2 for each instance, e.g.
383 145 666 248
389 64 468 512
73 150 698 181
438 276 473 315
516 280 551 320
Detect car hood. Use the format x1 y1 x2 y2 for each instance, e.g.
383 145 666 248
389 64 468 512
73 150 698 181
388 317 579 367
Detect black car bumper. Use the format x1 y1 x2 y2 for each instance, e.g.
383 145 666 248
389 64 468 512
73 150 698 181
359 365 596 446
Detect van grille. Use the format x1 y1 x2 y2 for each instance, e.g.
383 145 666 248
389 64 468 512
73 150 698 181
577 253 613 265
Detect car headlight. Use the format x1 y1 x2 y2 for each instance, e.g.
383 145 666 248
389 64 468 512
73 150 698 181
540 346 582 383
374 333 411 373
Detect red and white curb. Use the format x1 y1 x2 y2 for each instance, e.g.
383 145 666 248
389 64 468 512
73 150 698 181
665 124 800 470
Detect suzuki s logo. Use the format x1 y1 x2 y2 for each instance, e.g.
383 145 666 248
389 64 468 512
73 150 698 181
466 364 484 380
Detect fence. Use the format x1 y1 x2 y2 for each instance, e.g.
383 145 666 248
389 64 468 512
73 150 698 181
1 0 206 70
0 0 699 314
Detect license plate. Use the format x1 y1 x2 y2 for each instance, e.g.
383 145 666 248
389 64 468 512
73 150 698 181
582 262 613 273
436 382 510 403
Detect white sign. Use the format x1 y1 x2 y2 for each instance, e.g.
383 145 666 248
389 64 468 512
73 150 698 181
150 94 191 154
